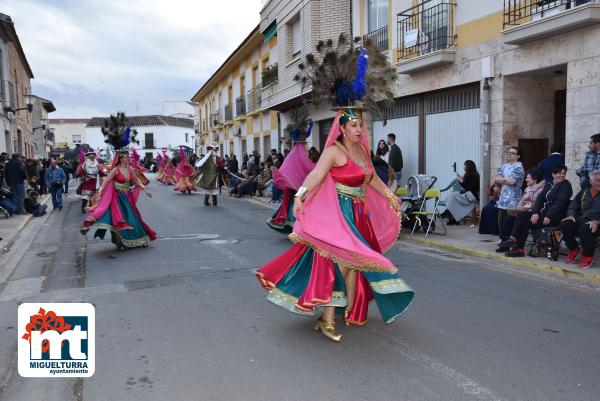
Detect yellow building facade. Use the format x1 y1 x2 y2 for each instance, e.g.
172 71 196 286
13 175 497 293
191 26 280 160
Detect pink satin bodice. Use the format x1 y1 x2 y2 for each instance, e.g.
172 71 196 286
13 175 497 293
114 169 131 184
330 157 373 187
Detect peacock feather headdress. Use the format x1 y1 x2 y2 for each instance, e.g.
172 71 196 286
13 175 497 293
294 33 397 123
101 112 139 152
286 106 313 143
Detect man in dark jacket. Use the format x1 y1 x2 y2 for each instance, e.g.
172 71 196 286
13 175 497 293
538 144 565 183
387 133 403 182
505 165 572 257
4 154 27 213
558 169 600 268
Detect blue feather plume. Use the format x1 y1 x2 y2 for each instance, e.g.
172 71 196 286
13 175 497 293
306 120 313 138
334 47 368 106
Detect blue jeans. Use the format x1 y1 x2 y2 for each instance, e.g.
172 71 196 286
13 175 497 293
50 186 63 209
271 186 282 201
10 183 25 213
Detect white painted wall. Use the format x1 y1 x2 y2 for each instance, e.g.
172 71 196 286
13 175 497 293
49 121 87 149
85 124 193 155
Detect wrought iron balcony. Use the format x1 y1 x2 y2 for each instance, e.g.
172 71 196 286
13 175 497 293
224 103 233 121
397 1 457 62
209 110 223 128
503 0 596 28
261 63 279 87
363 25 389 51
247 85 262 113
236 95 246 117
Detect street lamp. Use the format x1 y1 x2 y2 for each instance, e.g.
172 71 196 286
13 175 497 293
15 93 34 113
32 118 49 158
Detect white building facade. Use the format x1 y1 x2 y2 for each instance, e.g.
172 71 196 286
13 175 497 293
49 118 89 150
85 115 194 159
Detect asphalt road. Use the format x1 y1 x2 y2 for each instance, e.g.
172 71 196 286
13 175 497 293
1 176 600 401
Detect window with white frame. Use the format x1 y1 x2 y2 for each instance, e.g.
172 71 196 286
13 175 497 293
291 18 301 58
368 0 388 33
72 134 82 144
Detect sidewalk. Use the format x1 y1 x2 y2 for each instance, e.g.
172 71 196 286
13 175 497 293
399 223 600 283
0 194 50 253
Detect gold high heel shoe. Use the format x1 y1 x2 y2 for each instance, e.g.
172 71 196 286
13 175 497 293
314 317 342 342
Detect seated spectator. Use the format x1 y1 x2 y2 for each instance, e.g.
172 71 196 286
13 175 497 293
24 189 47 217
558 169 600 268
504 165 572 257
496 168 545 252
229 169 255 198
257 162 273 197
445 160 480 225
479 185 500 235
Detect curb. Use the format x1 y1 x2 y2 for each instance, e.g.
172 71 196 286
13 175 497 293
402 235 600 283
1 194 51 254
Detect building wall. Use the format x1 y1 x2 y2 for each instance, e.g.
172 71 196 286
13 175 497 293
7 39 33 158
86 124 194 156
49 120 88 149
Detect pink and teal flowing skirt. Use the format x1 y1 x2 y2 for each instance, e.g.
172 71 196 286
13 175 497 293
82 190 156 249
257 192 414 325
267 188 296 234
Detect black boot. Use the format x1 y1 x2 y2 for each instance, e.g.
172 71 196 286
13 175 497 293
212 195 217 206
81 199 87 213
204 195 210 206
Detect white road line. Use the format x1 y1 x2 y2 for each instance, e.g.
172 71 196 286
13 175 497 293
379 331 510 401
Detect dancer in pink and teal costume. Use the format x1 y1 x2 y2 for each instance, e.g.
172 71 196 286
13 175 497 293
81 113 156 250
267 109 315 233
256 35 413 342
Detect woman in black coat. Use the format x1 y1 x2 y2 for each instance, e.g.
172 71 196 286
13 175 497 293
504 165 572 257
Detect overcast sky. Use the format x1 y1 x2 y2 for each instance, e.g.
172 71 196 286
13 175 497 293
0 0 260 118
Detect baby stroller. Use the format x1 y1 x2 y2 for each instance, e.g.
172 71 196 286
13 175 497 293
396 175 438 232
0 186 14 218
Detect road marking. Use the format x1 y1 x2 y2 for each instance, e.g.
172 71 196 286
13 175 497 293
379 331 509 401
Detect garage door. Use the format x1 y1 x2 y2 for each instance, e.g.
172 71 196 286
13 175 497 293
425 87 480 192
372 97 419 186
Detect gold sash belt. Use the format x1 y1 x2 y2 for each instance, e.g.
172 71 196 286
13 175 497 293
114 182 132 192
335 183 365 198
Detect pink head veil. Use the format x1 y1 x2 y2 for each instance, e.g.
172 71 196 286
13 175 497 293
273 142 315 190
291 111 400 273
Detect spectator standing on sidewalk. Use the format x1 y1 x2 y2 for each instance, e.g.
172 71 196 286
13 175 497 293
576 134 600 190
0 152 7 187
558 169 600 269
494 146 525 242
387 133 403 183
58 158 72 194
5 154 27 214
538 144 565 183
25 158 40 192
45 159 67 211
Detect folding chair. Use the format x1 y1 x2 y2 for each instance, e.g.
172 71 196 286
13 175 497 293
409 188 447 237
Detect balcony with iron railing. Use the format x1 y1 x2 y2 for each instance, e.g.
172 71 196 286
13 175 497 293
261 63 279 87
224 103 233 122
236 95 246 117
502 0 600 44
396 1 457 74
2 80 15 111
363 25 389 51
247 85 262 114
209 110 223 128
142 140 155 149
